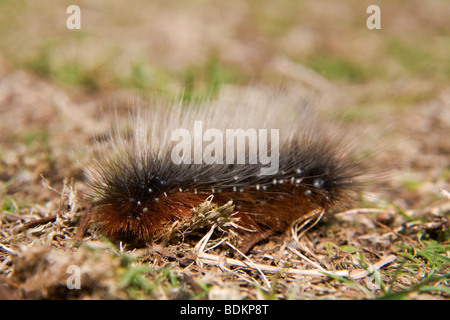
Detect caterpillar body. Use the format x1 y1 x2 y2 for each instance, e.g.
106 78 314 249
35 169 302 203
84 87 369 248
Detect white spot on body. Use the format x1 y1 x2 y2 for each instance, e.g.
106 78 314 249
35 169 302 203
313 179 324 188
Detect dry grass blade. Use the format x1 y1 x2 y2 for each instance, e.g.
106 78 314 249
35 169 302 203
349 255 397 280
291 209 325 246
154 198 240 244
225 241 272 291
334 208 389 218
288 247 328 273
194 225 216 253
197 252 350 278
440 189 450 200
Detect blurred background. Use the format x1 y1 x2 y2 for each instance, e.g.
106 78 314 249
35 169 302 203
0 0 448 98
0 0 448 204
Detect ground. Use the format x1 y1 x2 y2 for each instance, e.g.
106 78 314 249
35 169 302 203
0 0 449 300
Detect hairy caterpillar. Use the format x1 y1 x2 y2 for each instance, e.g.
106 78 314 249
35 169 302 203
83 87 372 249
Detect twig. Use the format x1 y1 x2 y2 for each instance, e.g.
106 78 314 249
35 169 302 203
220 264 266 291
350 255 397 280
194 225 216 253
374 220 417 244
197 251 350 278
440 189 450 200
288 247 327 273
40 174 62 195
334 208 387 218
17 215 57 233
197 251 397 281
291 209 325 245
226 241 272 290
0 243 17 256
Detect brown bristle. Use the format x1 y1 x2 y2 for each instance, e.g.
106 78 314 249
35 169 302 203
215 186 332 231
96 192 206 242
95 184 333 245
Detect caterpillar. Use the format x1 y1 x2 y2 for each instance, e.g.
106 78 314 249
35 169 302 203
83 86 372 249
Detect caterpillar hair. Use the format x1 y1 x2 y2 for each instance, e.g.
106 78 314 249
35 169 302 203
83 87 374 249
